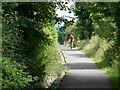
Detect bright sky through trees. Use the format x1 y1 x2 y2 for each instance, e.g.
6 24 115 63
56 1 76 20
56 1 76 28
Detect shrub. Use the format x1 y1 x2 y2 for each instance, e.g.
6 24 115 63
76 40 88 50
2 58 33 90
102 43 118 67
83 35 101 57
2 2 66 89
94 39 114 60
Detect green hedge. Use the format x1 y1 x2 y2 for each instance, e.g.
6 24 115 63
2 2 65 89
2 57 33 89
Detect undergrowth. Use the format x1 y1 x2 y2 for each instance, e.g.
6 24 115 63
77 35 119 90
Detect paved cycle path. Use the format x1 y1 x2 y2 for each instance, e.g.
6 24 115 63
58 45 112 90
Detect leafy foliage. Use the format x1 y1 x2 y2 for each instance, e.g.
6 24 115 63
73 2 94 40
2 2 66 89
63 2 120 89
2 57 33 89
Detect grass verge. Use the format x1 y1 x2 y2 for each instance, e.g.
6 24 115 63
90 57 119 90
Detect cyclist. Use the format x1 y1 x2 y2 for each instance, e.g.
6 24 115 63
69 34 74 49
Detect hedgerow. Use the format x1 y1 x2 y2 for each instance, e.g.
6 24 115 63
2 2 66 89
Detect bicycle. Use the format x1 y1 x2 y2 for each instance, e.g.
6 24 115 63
70 41 74 49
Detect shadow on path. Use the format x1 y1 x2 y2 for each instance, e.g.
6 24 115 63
62 48 78 51
66 62 98 69
58 45 112 89
68 54 88 58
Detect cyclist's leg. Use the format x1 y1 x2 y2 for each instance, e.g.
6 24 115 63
71 41 73 48
70 41 73 49
70 41 72 49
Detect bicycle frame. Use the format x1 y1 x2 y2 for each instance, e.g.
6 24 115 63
70 41 73 49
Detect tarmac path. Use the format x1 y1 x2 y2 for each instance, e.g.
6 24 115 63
57 45 112 90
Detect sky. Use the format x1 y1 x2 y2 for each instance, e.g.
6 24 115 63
56 9 75 21
55 1 77 28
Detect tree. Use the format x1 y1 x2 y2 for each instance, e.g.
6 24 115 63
73 2 94 40
2 2 66 89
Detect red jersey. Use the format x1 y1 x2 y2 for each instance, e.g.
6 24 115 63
70 35 74 41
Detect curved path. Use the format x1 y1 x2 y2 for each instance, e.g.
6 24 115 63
57 45 112 90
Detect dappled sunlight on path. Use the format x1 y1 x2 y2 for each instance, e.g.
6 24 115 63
57 45 112 90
